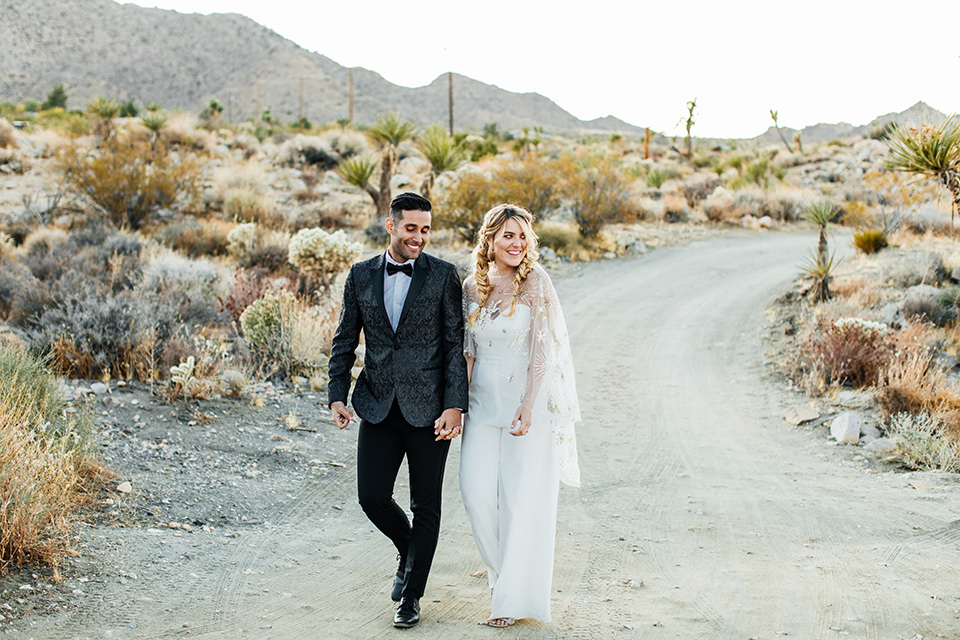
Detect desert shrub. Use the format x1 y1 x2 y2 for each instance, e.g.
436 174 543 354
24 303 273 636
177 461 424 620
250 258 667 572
535 220 580 257
801 317 892 392
276 135 340 169
900 297 957 327
0 343 104 573
0 258 36 319
661 193 691 223
213 162 269 202
219 268 288 326
875 339 960 433
21 285 147 378
852 229 889 254
140 253 224 303
679 178 721 208
885 412 960 471
323 128 368 160
22 227 69 257
153 219 231 257
58 138 201 229
223 188 281 226
243 242 291 274
288 227 363 294
240 290 296 378
438 156 564 243
561 156 641 238
227 222 256 261
881 251 949 288
291 301 336 376
0 118 17 149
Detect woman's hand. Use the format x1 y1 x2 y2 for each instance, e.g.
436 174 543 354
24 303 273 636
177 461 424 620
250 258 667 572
509 406 531 436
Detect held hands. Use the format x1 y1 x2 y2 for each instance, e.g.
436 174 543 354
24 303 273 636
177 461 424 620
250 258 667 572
434 408 463 441
510 406 532 436
330 401 353 430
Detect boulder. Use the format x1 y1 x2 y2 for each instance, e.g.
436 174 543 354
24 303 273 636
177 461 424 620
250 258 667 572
390 173 412 189
860 422 882 440
757 216 773 229
539 247 558 262
785 405 819 425
90 382 108 395
830 411 862 444
864 437 898 454
904 284 940 304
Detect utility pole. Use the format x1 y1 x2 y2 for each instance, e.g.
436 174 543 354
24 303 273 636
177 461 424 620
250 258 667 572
348 68 354 123
256 81 261 126
644 127 651 160
448 71 454 136
299 77 304 123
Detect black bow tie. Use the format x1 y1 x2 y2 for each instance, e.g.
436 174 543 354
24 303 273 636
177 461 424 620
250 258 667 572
386 262 413 277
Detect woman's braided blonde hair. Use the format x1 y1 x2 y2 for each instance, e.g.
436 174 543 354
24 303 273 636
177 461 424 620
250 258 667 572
468 204 539 326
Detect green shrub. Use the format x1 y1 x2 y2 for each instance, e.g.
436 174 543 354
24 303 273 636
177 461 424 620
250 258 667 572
852 229 888 254
240 290 296 378
288 227 363 293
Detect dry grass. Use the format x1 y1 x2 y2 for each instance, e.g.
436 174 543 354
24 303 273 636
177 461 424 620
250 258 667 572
0 344 107 574
831 278 883 307
0 118 17 149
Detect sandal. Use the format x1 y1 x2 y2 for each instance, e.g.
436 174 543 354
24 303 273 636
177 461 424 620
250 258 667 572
485 617 516 628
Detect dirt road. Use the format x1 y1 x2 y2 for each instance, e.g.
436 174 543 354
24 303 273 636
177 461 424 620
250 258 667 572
7 231 960 639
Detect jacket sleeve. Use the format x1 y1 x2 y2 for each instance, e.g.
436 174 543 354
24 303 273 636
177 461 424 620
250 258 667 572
327 265 361 407
441 264 469 412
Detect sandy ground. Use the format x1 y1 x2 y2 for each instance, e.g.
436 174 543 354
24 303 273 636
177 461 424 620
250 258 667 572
4 229 960 639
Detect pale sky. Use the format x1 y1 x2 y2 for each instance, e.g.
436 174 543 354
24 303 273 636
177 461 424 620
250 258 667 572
124 0 959 139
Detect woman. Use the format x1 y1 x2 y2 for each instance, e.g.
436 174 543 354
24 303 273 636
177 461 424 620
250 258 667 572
460 204 580 627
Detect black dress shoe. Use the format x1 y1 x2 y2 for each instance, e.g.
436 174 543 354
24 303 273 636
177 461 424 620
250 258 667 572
393 597 420 628
391 555 405 603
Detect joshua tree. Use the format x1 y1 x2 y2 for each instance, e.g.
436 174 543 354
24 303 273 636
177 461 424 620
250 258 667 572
338 155 379 209
803 201 841 302
204 98 224 129
368 112 418 218
793 131 804 154
885 117 960 228
770 110 794 153
417 123 465 199
677 99 697 160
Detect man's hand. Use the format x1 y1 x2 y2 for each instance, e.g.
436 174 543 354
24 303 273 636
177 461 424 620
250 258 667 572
434 408 463 441
330 401 353 430
509 406 531 436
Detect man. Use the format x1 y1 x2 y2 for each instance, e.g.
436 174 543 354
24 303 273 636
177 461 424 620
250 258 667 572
328 192 468 628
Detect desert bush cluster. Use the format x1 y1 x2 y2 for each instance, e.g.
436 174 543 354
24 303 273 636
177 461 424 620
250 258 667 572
5 86 960 573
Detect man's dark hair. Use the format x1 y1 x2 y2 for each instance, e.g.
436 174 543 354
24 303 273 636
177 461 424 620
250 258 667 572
390 192 432 222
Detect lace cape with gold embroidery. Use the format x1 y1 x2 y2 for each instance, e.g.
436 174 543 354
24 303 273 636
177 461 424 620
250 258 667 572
463 263 581 487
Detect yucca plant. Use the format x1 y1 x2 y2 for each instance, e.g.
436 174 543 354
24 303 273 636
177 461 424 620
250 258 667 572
802 249 841 302
804 200 840 265
87 97 119 140
368 112 418 217
337 155 379 209
885 117 960 228
140 112 167 151
416 123 465 199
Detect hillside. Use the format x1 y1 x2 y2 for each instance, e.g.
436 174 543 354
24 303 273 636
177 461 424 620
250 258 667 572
753 101 948 145
0 0 641 134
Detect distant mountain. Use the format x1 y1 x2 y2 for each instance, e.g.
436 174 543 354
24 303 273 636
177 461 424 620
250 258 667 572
0 0 642 134
752 102 949 145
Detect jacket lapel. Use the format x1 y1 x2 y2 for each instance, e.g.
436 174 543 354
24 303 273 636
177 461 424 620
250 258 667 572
370 254 391 329
398 254 430 329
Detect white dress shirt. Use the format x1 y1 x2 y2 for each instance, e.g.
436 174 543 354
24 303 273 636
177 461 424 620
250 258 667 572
383 251 414 332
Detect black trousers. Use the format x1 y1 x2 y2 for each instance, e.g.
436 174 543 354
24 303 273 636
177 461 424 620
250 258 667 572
357 401 451 599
